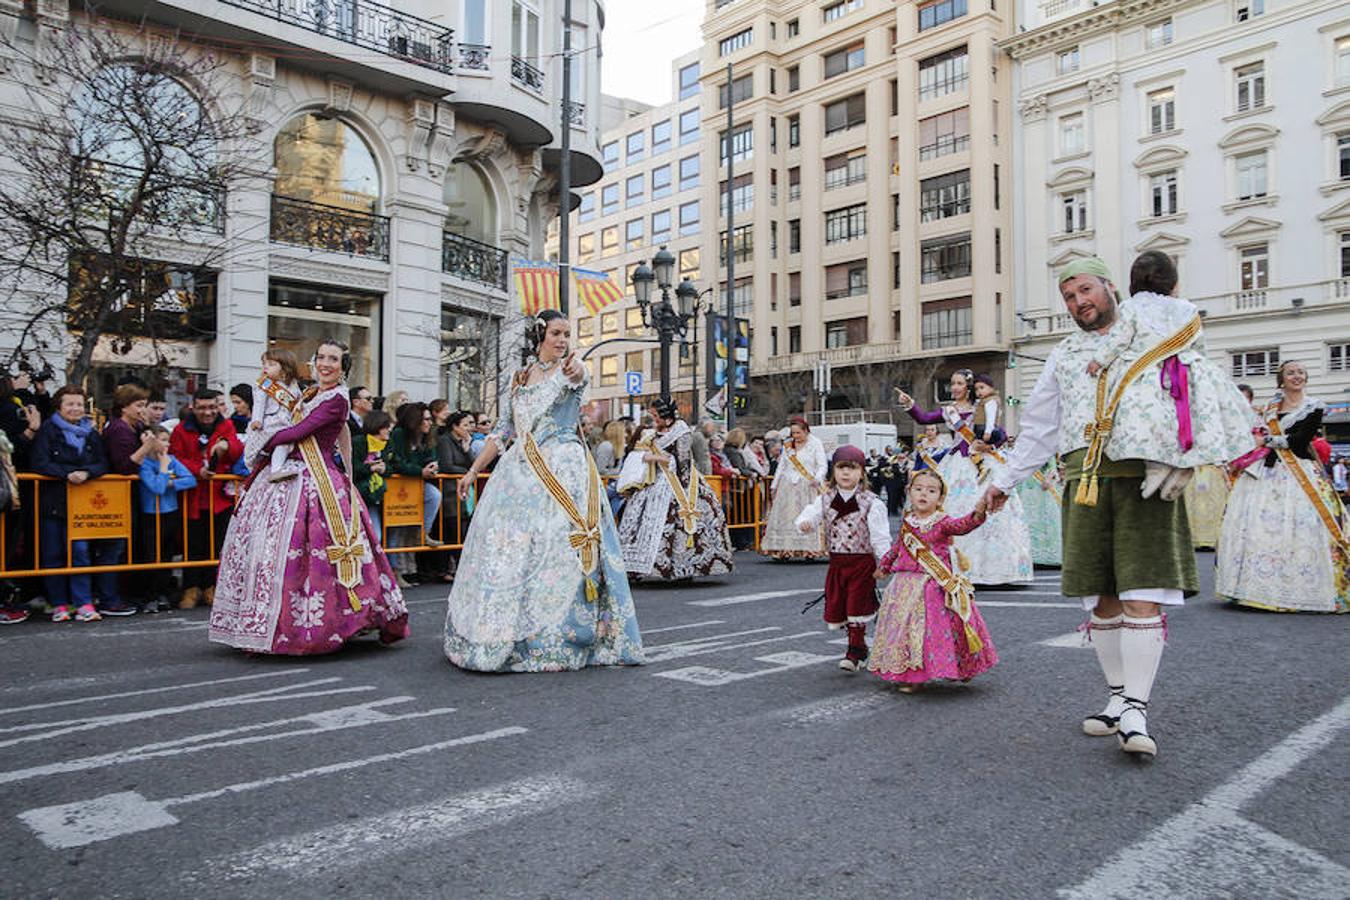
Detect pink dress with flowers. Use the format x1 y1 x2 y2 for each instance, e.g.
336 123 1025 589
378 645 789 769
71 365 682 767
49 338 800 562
209 386 409 655
868 511 998 684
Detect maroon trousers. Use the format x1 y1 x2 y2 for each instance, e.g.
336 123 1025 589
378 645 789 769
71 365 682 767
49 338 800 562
823 552 879 629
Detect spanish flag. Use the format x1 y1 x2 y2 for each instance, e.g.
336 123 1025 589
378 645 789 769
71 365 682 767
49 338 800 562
513 259 560 316
572 267 625 315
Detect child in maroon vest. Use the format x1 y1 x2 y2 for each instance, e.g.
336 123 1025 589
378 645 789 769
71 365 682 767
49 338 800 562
795 445 892 671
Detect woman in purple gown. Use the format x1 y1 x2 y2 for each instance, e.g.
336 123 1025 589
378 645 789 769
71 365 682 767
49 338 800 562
210 340 409 655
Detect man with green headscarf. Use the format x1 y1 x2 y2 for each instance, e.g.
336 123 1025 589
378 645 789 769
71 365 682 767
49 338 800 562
980 256 1197 760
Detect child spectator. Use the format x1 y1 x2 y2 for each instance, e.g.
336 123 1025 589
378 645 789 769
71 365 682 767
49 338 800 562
136 424 197 612
353 410 392 539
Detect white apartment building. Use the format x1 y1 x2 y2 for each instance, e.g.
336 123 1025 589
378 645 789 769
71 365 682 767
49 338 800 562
697 0 1015 424
1005 0 1350 439
0 0 604 414
556 52 710 422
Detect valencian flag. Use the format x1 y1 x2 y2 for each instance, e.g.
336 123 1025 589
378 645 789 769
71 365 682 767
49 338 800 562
513 259 560 316
572 266 624 315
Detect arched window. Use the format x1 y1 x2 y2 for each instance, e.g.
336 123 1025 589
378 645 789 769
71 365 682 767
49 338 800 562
73 64 217 228
443 162 497 245
273 113 381 211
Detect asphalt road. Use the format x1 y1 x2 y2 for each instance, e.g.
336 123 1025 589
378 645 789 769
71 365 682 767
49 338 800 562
0 550 1346 899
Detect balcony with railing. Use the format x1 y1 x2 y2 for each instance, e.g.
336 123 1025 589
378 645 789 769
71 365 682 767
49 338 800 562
442 232 508 291
270 195 390 261
825 285 868 301
564 101 585 127
512 56 545 93
219 0 455 74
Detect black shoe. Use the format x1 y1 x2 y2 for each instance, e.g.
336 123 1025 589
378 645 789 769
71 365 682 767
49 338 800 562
100 600 138 617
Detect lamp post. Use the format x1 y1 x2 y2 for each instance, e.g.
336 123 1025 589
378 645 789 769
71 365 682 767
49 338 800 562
631 244 697 406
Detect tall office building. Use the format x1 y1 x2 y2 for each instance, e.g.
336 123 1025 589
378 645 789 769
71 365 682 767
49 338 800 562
699 0 1015 421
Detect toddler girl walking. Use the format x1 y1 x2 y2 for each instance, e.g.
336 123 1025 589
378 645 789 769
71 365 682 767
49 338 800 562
869 467 998 691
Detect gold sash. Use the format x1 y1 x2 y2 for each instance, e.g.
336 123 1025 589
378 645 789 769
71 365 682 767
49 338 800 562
1033 469 1063 502
1267 418 1348 551
658 458 702 548
1075 315 1202 506
255 376 300 416
524 432 604 601
295 408 365 612
786 448 822 493
901 521 983 653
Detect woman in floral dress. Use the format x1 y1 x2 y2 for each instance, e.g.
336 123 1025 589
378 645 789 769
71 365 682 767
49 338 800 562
444 311 645 672
616 398 733 581
760 417 829 559
895 371 1033 585
209 339 409 654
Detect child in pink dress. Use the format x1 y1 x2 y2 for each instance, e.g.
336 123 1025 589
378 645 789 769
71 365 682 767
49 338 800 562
869 468 998 691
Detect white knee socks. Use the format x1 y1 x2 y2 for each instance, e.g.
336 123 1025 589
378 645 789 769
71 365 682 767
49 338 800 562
1119 614 1166 736
1087 614 1125 728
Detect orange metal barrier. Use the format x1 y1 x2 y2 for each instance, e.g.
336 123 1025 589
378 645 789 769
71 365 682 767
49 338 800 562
0 470 769 579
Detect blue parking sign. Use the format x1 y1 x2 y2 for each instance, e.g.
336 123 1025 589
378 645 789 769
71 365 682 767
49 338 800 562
625 371 643 395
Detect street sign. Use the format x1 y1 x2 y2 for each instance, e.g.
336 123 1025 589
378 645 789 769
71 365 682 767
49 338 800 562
625 371 643 395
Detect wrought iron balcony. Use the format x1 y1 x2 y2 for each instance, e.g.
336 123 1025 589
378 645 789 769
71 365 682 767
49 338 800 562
564 101 585 126
220 0 454 75
511 56 545 93
442 231 508 291
270 195 390 261
458 43 490 71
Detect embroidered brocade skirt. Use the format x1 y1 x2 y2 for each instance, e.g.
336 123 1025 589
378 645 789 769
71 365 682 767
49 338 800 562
868 572 998 683
761 477 826 559
1216 459 1346 613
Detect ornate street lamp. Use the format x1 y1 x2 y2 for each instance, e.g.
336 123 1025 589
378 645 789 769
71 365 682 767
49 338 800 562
630 245 699 405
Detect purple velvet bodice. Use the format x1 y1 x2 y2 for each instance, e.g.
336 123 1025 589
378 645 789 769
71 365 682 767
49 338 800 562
264 392 348 468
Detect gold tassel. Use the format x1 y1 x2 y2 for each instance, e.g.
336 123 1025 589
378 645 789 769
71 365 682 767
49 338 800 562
687 533 695 549
955 549 970 572
348 588 361 612
585 577 598 603
964 623 984 653
1074 477 1090 506
1084 475 1099 507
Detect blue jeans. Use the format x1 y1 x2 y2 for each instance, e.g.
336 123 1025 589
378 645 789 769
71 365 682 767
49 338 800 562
40 517 121 608
422 480 442 533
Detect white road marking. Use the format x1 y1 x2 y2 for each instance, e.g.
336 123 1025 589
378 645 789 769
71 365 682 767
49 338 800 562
977 590 1069 599
3 623 209 641
17 726 528 849
1058 695 1350 899
654 650 838 686
688 588 817 608
0 669 312 716
786 693 890 724
206 775 592 881
646 631 821 665
0 679 371 747
641 619 727 634
0 698 456 786
1039 632 1087 648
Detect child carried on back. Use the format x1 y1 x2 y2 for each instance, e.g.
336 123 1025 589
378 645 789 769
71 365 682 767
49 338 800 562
1081 251 1255 501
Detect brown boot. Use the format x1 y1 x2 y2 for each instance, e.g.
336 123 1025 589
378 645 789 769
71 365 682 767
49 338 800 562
203 586 215 606
179 587 202 609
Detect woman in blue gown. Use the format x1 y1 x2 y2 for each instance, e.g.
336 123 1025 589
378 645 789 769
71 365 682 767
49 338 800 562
444 310 645 672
